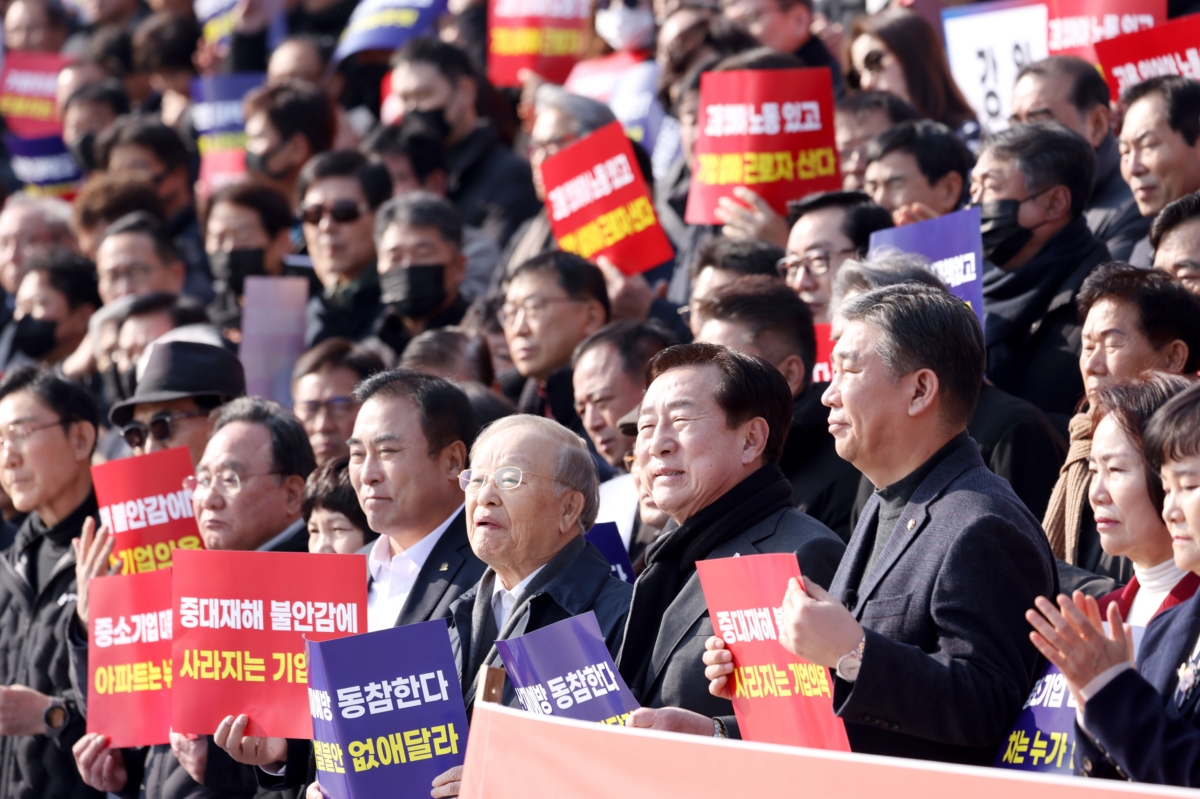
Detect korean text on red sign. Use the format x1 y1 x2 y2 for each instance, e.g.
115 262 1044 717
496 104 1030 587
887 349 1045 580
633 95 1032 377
685 68 839 225
170 549 367 738
91 446 204 576
87 568 175 747
486 0 589 86
1094 13 1200 100
540 121 674 276
695 553 850 750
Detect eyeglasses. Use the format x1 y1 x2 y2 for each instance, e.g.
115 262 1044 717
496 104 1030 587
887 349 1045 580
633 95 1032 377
498 296 583 329
458 466 566 492
300 200 367 226
184 468 284 496
776 248 858 278
0 418 62 452
99 263 157 289
294 397 358 422
121 411 208 449
526 133 577 160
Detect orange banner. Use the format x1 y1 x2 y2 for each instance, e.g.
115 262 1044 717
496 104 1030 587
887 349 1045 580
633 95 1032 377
459 702 1194 799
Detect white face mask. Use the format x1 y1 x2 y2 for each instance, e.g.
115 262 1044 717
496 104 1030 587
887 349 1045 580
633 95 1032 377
594 2 656 51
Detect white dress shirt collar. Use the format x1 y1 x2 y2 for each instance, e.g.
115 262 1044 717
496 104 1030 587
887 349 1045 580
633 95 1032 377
490 564 547 631
366 504 463 632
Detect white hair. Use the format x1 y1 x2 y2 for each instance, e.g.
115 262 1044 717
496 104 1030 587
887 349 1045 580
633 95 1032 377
2 194 73 233
534 85 618 137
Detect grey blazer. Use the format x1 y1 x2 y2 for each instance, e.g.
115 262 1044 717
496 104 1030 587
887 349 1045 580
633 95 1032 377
618 507 845 736
828 437 1057 766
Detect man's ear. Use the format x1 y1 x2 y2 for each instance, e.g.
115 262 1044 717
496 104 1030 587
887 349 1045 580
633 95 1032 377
71 421 97 462
740 416 770 465
1085 103 1111 149
775 354 807 397
283 474 306 516
1044 184 1073 223
583 300 607 335
559 488 586 535
933 171 964 215
439 440 467 482
907 367 940 418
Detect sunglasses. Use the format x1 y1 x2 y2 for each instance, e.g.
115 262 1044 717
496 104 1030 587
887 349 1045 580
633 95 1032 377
300 200 367 226
121 411 208 449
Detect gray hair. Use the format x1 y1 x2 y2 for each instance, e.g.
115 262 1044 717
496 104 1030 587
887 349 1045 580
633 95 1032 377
2 194 73 233
835 282 984 427
831 248 946 310
534 85 617 137
470 414 600 533
374 190 463 249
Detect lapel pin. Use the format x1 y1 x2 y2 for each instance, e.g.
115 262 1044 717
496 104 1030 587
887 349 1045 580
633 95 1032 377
907 519 915 531
439 563 449 572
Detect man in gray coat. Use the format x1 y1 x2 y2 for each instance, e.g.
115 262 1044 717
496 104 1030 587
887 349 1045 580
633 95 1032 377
616 343 846 738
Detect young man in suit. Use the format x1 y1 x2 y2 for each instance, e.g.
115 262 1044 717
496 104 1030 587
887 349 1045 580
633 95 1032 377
706 283 1056 764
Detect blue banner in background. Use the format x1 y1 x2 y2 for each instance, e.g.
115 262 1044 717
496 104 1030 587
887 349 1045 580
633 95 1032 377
585 522 635 584
191 73 265 193
868 206 985 325
332 0 447 63
195 0 286 50
5 134 81 197
306 620 467 799
495 612 639 725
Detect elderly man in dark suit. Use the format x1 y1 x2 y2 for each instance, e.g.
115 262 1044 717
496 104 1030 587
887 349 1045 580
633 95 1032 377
616 343 846 739
706 283 1056 764
209 370 487 792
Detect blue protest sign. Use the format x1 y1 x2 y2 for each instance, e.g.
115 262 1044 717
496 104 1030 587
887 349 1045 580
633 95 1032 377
191 73 265 193
495 611 638 725
195 0 286 50
306 620 468 799
868 206 985 325
4 134 82 198
332 0 446 63
994 662 1078 773
585 522 635 584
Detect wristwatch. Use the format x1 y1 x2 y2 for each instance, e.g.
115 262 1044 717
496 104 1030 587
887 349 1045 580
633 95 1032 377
835 636 867 682
44 699 68 731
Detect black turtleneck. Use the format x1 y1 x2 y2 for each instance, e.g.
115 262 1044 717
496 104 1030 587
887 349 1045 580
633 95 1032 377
864 432 969 576
27 492 98 596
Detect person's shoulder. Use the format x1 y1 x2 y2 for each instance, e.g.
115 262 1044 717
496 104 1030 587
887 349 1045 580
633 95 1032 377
929 456 1044 536
751 507 844 551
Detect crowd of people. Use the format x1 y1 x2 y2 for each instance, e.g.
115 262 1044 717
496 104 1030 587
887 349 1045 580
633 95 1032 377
0 0 1198 794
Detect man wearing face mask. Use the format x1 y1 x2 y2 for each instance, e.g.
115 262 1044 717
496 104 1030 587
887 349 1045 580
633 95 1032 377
61 81 129 176
0 253 101 373
368 192 470 362
203 181 295 338
975 121 1107 424
389 38 539 249
242 80 337 212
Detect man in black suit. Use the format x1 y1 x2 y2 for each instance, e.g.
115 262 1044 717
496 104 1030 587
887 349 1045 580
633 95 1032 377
707 283 1056 764
212 370 487 791
615 343 846 738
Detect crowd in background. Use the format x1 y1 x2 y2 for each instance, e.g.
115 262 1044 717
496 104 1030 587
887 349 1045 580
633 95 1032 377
0 0 1199 794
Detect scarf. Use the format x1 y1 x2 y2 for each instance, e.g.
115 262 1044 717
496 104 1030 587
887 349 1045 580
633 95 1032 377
617 463 795 697
1042 411 1093 562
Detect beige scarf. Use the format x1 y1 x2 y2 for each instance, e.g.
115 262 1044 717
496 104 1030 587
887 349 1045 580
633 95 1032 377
1042 411 1093 562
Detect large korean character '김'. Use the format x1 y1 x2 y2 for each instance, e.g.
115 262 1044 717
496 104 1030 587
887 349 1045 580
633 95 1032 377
313 602 334 633
348 739 379 772
431 724 459 756
404 729 433 761
337 686 366 718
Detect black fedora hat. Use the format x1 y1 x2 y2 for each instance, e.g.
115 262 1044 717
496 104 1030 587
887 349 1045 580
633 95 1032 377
109 341 246 427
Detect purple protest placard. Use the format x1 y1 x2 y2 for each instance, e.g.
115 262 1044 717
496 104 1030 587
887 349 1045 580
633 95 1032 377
306 619 467 799
495 612 638 725
868 206 984 325
585 522 635 584
239 276 308 405
191 73 264 196
5 134 82 199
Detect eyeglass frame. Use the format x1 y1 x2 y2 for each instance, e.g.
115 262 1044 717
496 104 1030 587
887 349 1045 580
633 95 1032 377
293 396 358 422
457 466 567 493
0 417 65 452
121 410 209 450
497 296 585 329
184 467 286 496
776 247 858 278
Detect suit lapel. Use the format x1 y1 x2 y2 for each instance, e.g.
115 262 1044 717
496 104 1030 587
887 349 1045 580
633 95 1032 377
829 494 879 606
395 510 468 627
1143 597 1200 697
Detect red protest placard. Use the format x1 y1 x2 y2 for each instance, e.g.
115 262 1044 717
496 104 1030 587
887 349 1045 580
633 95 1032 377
91 447 203 575
541 121 674 275
685 68 839 225
1094 14 1200 101
0 52 69 138
811 322 833 385
487 0 589 86
170 549 367 738
1046 0 1163 63
86 569 175 747
695 553 850 750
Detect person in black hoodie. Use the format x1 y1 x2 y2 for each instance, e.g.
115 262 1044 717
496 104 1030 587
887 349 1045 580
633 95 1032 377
0 366 101 799
693 275 861 540
976 121 1109 425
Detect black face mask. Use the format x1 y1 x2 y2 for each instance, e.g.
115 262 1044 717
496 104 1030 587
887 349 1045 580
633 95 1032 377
979 199 1035 268
12 316 57 359
403 107 452 143
68 131 97 173
209 248 267 297
245 141 293 181
380 265 448 319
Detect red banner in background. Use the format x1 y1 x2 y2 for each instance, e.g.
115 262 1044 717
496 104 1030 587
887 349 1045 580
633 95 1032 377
1094 13 1200 100
91 447 202 575
486 0 589 86
1046 0 1162 63
170 549 367 738
87 569 175 747
540 121 674 275
812 322 833 385
695 553 850 750
686 68 840 225
0 52 68 138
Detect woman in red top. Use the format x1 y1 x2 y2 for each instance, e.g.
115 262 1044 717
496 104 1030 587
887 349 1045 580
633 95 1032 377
1089 373 1200 625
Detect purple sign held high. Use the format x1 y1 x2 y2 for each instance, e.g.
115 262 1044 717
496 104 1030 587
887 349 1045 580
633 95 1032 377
586 522 635 584
868 206 985 325
495 612 638 725
306 620 468 799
